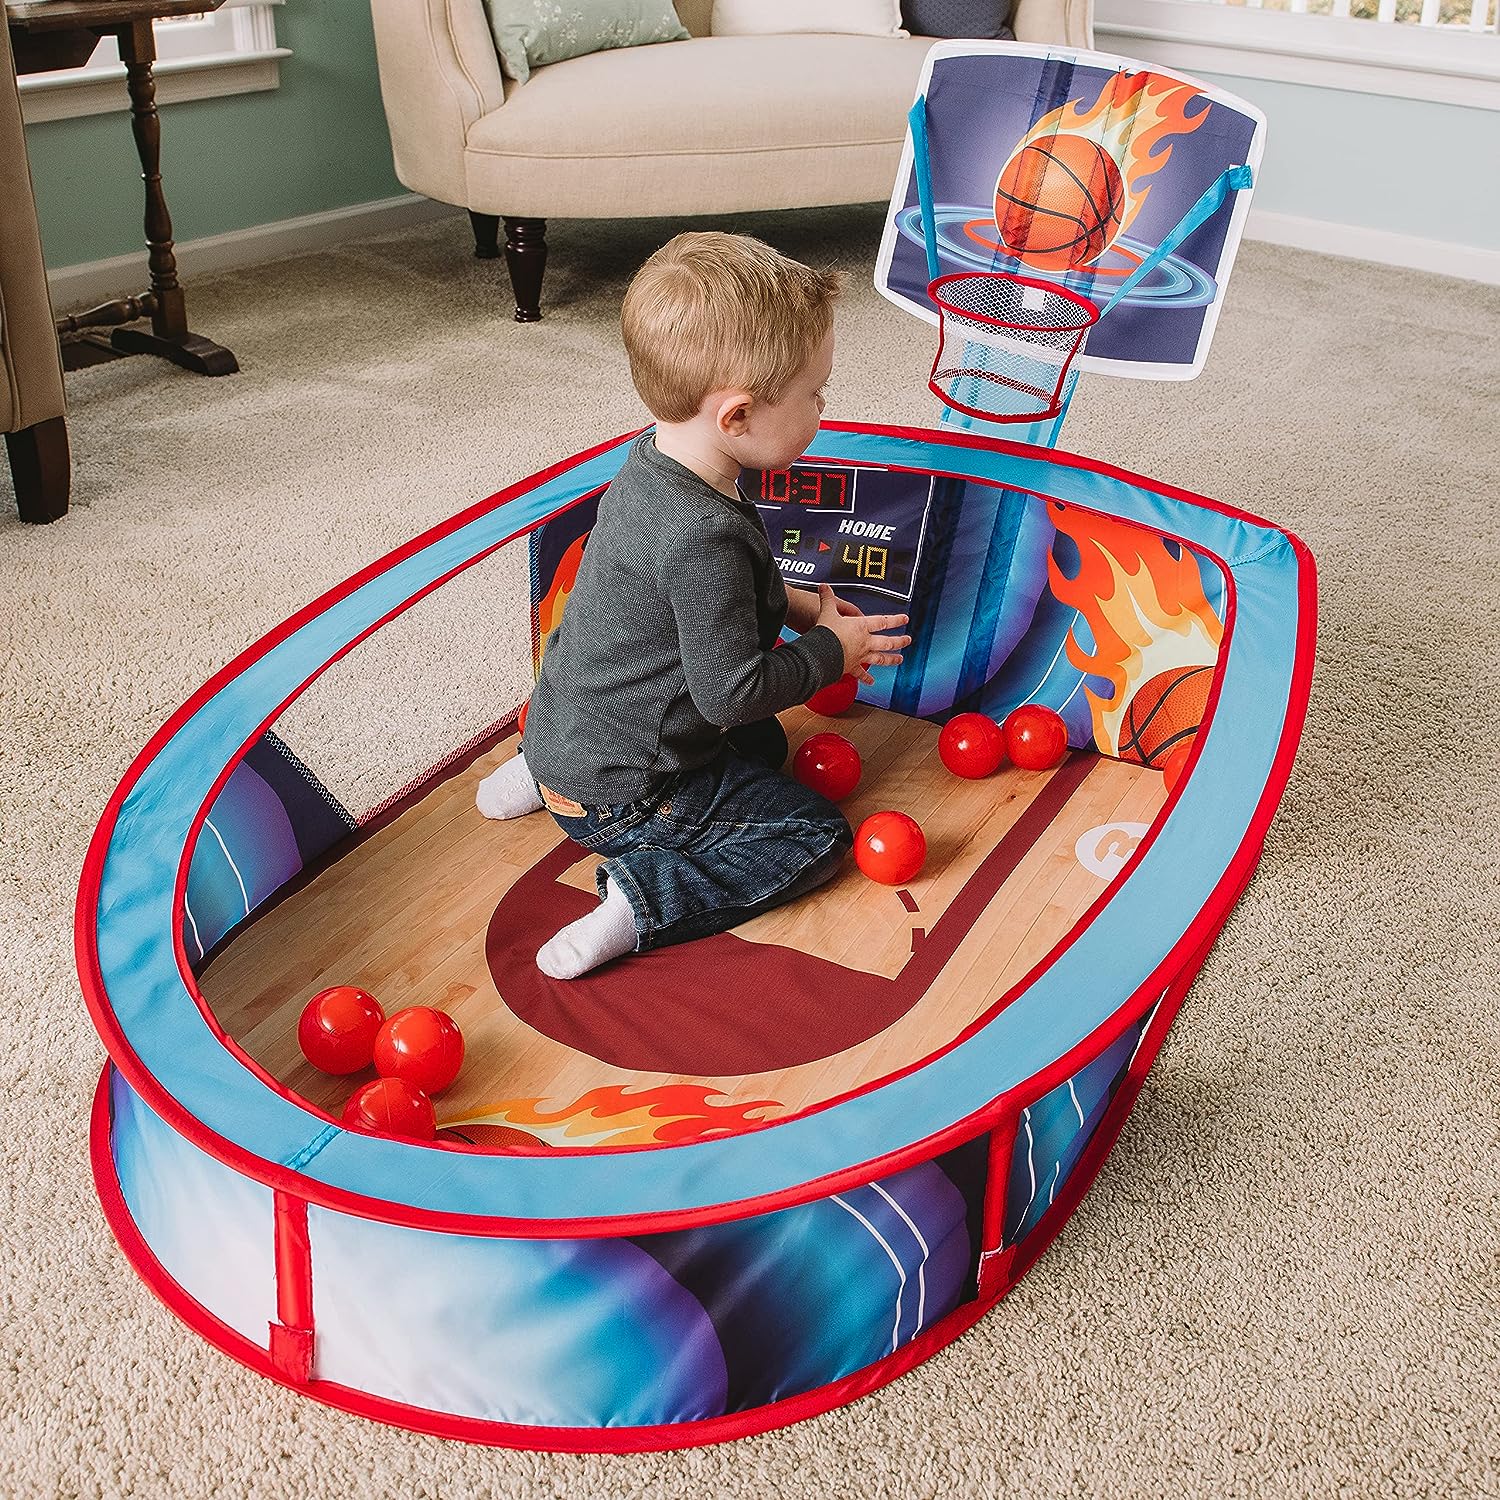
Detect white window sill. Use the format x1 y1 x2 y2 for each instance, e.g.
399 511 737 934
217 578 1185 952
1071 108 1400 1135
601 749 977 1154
1095 0 1500 110
20 47 292 124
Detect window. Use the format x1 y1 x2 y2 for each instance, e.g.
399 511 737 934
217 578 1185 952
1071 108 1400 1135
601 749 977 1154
1095 0 1500 107
19 0 289 125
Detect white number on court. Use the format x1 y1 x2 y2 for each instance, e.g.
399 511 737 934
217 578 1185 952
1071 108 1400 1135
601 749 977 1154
1074 821 1151 880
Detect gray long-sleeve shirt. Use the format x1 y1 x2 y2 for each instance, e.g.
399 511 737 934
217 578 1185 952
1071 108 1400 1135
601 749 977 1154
522 433 846 806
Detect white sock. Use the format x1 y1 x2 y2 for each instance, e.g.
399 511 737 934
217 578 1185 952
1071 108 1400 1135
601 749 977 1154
536 875 639 980
476 751 544 820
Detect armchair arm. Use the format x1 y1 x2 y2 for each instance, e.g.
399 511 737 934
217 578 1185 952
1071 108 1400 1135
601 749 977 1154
0 19 65 438
367 0 507 207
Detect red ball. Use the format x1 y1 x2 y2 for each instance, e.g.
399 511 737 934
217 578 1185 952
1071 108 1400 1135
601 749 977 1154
855 810 927 886
374 1006 465 1095
793 732 862 801
517 699 529 736
1162 741 1194 794
1002 704 1069 771
343 1077 436 1141
808 673 858 716
297 986 385 1075
938 712 1005 779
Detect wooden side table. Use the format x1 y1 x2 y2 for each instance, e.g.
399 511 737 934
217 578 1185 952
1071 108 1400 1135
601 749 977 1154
7 0 238 376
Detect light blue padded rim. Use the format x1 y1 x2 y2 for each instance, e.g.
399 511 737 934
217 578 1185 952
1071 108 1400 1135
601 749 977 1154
88 425 1309 1227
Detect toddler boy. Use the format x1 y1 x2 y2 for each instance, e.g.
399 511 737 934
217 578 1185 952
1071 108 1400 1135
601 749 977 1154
477 232 910 978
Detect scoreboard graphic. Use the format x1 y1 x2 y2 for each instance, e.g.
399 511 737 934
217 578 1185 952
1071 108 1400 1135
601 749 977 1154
749 465 934 602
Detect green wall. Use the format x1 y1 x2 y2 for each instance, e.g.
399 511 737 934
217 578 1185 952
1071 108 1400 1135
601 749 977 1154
24 0 404 271
1196 71 1500 252
24 5 1500 271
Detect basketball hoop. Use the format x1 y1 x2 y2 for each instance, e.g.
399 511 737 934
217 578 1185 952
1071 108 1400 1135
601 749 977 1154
927 271 1098 424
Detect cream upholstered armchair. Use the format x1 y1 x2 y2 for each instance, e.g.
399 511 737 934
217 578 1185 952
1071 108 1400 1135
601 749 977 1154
368 0 1093 322
2 18 69 523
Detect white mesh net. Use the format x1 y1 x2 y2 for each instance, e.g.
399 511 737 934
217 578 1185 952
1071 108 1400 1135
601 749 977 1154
930 273 1096 423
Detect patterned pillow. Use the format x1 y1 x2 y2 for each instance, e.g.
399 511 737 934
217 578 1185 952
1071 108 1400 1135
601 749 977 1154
900 0 1015 38
712 1 907 34
484 1 691 86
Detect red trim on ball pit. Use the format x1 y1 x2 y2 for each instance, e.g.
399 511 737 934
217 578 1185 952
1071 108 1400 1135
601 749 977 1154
92 1064 1003 1452
78 421 1316 1242
271 1190 315 1382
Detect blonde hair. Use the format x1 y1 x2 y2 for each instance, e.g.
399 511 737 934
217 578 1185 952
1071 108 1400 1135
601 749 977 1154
621 232 842 423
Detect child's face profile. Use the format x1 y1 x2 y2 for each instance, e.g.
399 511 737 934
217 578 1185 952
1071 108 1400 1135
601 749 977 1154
719 328 833 472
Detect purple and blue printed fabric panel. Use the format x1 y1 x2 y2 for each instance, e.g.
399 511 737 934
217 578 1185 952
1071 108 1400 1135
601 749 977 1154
304 1141 986 1426
181 732 354 969
1003 1012 1149 1247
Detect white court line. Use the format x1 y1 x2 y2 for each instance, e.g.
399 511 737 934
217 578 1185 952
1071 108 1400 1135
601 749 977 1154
203 817 251 917
870 1181 931 1333
1018 1107 1039 1232
1128 996 1168 1072
1047 1160 1061 1206
183 899 204 962
1014 608 1082 707
1068 1077 1085 1128
1057 673 1088 713
832 1193 908 1354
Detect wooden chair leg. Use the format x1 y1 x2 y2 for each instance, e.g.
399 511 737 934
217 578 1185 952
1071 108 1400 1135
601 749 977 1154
6 415 71 524
468 211 500 260
502 217 547 323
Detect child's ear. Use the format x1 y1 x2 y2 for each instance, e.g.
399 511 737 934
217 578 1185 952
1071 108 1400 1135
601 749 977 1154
715 392 752 437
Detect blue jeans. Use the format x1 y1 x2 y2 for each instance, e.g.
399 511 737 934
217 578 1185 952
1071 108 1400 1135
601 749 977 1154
537 719 853 952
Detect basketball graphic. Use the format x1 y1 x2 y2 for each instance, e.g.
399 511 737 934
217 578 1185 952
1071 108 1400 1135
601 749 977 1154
438 1122 550 1149
994 135 1126 271
1117 664 1213 766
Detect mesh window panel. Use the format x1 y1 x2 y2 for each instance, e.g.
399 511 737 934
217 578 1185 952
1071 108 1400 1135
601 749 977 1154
181 531 538 971
270 532 535 823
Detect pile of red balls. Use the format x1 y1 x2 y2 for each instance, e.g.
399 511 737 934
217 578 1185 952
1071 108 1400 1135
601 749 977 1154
791 673 1071 888
297 986 464 1141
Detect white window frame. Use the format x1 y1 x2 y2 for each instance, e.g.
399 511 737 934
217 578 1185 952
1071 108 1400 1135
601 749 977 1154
19 0 290 125
1095 0 1500 110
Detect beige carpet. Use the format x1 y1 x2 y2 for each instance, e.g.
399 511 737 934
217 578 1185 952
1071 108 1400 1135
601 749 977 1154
2 206 1497 1499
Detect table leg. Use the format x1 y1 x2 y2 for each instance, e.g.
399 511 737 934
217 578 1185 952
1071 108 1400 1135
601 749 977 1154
106 19 238 375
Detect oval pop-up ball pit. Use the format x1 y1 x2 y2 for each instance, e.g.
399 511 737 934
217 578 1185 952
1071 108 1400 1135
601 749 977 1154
79 422 1314 1451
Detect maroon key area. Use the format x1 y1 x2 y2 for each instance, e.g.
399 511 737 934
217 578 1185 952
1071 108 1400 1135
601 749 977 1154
486 755 1094 1076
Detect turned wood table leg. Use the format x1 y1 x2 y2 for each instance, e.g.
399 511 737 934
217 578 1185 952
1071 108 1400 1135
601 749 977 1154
503 217 547 323
106 20 238 375
6 416 72 524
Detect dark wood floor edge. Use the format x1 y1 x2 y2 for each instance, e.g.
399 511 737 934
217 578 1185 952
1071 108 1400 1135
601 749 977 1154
899 752 1101 996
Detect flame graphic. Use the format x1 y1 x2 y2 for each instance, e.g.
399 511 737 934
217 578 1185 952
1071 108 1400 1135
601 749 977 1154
438 1083 783 1149
1047 502 1223 757
1004 71 1210 244
534 534 585 674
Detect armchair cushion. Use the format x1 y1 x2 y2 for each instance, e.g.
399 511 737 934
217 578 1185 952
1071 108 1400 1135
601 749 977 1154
484 0 689 85
465 33 936 217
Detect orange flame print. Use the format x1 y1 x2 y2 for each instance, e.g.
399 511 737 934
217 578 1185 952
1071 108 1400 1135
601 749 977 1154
1047 502 1223 759
1005 71 1210 243
533 534 585 675
438 1083 783 1149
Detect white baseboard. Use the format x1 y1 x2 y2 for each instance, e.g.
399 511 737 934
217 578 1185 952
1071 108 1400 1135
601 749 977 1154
47 193 463 313
1245 207 1500 286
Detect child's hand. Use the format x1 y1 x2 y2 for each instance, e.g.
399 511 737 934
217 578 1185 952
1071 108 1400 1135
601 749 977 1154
815 584 910 682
